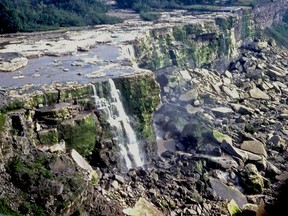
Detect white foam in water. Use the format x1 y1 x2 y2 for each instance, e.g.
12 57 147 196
89 80 144 170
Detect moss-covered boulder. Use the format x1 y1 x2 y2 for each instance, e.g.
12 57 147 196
58 113 97 157
37 128 59 145
240 163 265 194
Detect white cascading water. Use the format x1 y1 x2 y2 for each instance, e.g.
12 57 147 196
88 83 98 105
89 80 144 170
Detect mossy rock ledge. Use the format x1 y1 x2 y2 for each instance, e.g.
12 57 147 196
0 71 160 163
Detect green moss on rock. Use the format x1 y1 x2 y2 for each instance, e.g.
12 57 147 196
5 156 53 190
38 128 59 145
0 198 20 216
241 9 255 39
59 86 90 101
227 199 242 216
114 73 160 141
0 113 6 132
5 153 88 215
58 114 97 156
5 98 25 111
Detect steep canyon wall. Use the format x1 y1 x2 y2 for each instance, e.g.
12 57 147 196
133 0 288 72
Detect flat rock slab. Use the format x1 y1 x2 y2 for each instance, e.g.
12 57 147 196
222 86 239 99
230 103 254 115
71 149 93 172
211 107 234 117
241 140 267 158
0 57 28 72
212 130 233 145
210 177 247 208
249 88 270 100
197 154 238 169
179 89 198 102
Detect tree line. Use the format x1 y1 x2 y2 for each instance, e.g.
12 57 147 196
0 0 122 34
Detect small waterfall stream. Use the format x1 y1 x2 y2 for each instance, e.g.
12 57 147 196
89 79 144 170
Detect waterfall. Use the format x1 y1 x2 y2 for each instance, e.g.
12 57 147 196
43 93 48 106
222 34 227 56
89 80 144 170
88 83 98 105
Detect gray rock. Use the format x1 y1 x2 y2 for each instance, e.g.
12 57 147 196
114 174 125 184
224 70 233 78
209 177 247 208
241 140 267 158
266 69 286 79
230 103 254 115
123 198 165 216
249 88 270 100
246 69 263 79
179 70 191 80
197 154 238 169
266 161 281 175
179 88 198 102
71 149 93 172
222 86 239 99
0 57 29 72
221 141 248 161
211 130 233 145
242 163 264 194
211 107 234 117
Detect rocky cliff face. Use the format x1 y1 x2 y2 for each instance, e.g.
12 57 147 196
253 0 288 28
133 1 288 73
133 9 254 72
0 71 160 168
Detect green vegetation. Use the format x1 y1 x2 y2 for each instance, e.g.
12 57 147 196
0 198 20 216
116 0 272 20
18 203 47 216
230 0 271 7
140 11 161 21
0 113 6 132
5 153 87 215
58 115 97 156
0 0 122 33
114 75 160 141
5 156 52 190
38 129 59 145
